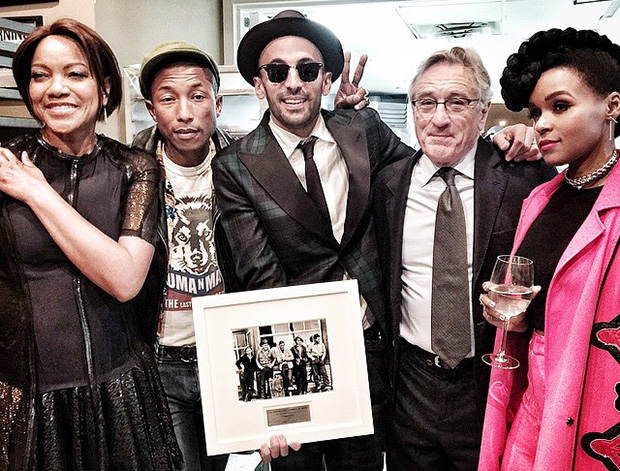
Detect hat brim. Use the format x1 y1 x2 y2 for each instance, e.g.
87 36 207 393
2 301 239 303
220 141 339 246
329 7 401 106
140 50 219 99
237 16 344 85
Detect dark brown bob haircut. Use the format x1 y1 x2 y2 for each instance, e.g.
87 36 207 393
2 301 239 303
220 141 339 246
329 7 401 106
12 18 122 123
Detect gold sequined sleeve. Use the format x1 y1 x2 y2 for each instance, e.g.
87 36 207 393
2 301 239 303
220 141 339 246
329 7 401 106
119 148 160 245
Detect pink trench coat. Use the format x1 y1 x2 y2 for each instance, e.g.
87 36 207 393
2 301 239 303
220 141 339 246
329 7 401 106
478 164 620 471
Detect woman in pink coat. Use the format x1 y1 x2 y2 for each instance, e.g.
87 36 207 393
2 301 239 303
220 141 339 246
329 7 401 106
479 28 620 470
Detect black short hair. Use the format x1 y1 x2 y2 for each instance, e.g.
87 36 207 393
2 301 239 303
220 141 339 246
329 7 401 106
501 28 620 138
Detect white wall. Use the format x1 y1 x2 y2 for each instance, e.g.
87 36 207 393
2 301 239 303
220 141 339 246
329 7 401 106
94 0 223 142
94 0 222 70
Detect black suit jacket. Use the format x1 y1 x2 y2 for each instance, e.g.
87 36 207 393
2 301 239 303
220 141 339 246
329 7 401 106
373 138 556 414
213 108 413 333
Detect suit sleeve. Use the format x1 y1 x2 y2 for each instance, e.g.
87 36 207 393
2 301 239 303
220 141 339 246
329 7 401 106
213 152 288 291
362 108 415 174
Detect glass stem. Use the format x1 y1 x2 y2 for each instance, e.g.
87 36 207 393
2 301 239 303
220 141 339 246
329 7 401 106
497 318 510 361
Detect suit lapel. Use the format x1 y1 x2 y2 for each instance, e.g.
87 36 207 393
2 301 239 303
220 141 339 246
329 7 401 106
472 139 509 292
325 110 370 249
238 112 338 247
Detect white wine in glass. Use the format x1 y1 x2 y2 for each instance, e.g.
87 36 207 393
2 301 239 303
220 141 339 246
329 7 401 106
482 255 534 369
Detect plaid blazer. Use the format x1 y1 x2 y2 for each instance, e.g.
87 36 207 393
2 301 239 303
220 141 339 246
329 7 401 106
212 108 413 333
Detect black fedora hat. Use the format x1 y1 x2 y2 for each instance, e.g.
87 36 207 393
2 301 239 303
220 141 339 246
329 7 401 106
237 10 344 85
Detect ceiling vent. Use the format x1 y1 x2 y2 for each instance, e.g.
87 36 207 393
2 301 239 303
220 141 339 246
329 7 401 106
413 21 499 39
397 0 503 39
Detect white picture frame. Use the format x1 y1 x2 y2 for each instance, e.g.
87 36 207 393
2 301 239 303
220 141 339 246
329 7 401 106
192 279 373 455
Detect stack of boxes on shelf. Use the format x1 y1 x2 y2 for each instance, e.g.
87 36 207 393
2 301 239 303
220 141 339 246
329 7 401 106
0 18 38 142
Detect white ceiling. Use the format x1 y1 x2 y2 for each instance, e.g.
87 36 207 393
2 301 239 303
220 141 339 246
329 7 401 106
232 0 620 100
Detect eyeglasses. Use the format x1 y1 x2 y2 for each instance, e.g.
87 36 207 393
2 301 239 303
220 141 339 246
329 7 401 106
259 62 324 84
412 97 480 115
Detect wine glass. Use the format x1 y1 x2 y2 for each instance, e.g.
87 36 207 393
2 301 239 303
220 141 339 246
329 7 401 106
482 255 534 369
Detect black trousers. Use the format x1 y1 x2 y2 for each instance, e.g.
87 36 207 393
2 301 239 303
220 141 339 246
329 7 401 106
387 339 483 471
271 325 390 471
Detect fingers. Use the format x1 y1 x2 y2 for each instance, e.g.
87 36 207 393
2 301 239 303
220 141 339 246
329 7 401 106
341 51 367 87
259 442 272 464
354 87 369 111
495 123 540 162
260 434 291 463
21 151 34 166
0 147 17 164
341 51 352 85
480 293 500 318
351 54 367 87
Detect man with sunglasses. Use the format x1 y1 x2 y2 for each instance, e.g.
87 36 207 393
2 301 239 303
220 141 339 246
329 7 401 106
373 47 556 471
212 9 409 470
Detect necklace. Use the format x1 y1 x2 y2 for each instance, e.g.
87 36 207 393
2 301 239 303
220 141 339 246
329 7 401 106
564 149 619 190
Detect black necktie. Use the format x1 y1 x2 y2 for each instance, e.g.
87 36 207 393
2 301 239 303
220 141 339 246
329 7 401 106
298 136 330 219
431 167 471 368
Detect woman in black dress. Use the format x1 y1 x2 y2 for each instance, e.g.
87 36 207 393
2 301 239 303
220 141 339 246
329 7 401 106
0 19 180 470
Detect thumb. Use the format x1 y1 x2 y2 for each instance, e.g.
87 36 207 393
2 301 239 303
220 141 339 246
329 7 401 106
21 151 34 166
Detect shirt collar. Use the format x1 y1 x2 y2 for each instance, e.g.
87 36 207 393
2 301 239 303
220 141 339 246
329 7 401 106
418 142 477 186
268 113 335 159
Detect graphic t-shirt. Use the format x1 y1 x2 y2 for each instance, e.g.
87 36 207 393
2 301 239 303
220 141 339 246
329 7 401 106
159 146 223 346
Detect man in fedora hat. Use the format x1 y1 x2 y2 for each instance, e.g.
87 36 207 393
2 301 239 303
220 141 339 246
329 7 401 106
212 9 413 470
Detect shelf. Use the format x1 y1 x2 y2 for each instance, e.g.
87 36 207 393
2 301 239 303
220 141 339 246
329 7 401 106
0 88 20 100
0 116 39 129
0 18 36 132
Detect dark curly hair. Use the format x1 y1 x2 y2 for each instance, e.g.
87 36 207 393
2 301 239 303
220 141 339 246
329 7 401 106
501 28 620 136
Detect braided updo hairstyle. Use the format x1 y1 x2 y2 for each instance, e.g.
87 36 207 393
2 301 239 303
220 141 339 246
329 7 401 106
501 28 620 137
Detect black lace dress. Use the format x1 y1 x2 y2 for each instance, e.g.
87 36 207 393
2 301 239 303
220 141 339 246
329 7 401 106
0 133 181 471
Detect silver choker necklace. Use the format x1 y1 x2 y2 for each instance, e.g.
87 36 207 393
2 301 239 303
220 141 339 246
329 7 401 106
564 149 618 190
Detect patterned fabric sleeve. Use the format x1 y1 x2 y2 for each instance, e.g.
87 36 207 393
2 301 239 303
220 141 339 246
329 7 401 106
119 147 160 245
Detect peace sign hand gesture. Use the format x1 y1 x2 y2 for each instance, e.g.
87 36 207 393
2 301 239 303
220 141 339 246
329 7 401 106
334 52 369 110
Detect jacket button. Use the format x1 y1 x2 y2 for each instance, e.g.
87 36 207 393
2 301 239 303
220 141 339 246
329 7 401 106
566 418 574 426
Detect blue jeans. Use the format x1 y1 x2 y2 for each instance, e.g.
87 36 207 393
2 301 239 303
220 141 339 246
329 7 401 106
157 357 229 471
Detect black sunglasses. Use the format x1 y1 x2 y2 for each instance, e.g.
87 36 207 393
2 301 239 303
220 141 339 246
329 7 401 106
259 62 324 84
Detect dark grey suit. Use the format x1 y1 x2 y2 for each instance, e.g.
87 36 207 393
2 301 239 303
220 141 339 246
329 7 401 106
373 138 556 470
213 107 413 470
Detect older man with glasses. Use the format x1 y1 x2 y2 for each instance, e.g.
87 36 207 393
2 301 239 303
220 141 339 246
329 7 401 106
373 47 557 471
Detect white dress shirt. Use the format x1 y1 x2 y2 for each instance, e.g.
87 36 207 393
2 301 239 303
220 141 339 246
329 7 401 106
400 147 476 356
269 116 374 328
269 116 349 243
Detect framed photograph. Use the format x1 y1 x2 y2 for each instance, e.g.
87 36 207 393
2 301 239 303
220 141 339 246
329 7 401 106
193 280 373 455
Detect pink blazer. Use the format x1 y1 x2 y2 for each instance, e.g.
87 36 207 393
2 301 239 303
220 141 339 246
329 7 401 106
479 164 620 471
